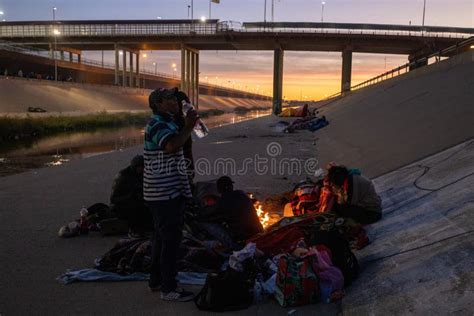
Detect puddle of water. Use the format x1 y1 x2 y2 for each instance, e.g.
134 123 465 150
0 110 271 177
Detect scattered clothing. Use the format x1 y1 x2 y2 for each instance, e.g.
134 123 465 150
57 269 207 285
284 116 329 133
229 243 257 272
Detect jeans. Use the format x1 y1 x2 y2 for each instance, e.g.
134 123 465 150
147 196 185 292
333 203 382 224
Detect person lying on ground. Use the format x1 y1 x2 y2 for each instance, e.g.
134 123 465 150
144 88 198 302
110 155 153 237
327 166 382 224
214 176 264 243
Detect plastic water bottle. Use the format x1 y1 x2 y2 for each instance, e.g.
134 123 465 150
181 101 209 138
79 207 89 234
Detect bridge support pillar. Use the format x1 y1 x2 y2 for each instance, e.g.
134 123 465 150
77 53 81 64
136 53 140 88
341 49 352 95
114 45 119 85
122 50 127 87
129 52 134 88
181 46 200 109
69 52 73 63
273 49 284 115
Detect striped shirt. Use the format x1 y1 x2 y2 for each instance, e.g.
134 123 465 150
143 113 192 201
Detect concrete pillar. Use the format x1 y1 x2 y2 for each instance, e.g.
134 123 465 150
341 49 352 94
122 50 127 87
129 52 134 87
181 47 186 93
186 50 192 97
77 54 81 64
272 49 284 115
60 51 65 61
136 53 140 88
195 52 200 109
69 52 73 63
190 52 196 105
114 45 119 85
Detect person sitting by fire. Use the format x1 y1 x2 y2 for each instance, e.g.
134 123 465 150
326 165 382 224
110 155 153 237
213 176 264 243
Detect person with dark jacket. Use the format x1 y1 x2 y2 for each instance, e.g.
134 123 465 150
110 155 152 235
215 176 264 242
327 166 382 224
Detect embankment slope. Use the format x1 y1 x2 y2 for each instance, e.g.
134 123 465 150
0 78 271 113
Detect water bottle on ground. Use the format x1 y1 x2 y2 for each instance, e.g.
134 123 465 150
181 101 209 138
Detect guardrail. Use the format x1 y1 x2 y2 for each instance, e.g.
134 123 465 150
1 20 472 39
323 36 474 100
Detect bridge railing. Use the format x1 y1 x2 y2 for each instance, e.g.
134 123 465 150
237 22 473 38
0 21 218 38
323 36 474 100
1 20 472 39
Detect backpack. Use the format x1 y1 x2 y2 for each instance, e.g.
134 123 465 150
194 267 254 312
275 254 320 307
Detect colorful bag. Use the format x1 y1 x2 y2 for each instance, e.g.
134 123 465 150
275 254 320 307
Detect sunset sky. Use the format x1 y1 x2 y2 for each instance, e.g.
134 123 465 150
1 0 472 99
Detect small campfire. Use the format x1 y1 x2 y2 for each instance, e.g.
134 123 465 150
249 193 279 229
256 203 270 228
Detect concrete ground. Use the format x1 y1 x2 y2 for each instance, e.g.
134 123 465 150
1 50 473 315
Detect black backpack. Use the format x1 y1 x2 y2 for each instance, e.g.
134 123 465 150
194 267 254 312
306 228 359 286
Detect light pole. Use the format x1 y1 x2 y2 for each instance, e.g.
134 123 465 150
209 0 212 19
422 0 427 34
52 7 58 81
321 1 326 23
0 10 5 22
271 0 274 22
153 62 157 75
187 5 191 18
264 0 267 23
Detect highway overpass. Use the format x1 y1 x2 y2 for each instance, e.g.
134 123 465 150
2 20 472 112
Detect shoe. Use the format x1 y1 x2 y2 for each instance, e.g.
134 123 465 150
160 288 195 302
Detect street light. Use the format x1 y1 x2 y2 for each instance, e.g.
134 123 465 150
321 1 326 23
0 11 4 15
421 0 427 36
200 16 206 22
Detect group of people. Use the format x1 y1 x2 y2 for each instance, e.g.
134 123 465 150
108 87 382 302
1 68 74 82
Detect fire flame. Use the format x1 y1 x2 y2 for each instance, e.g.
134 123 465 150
255 203 270 228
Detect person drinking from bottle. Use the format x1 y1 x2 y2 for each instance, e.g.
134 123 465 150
144 88 198 301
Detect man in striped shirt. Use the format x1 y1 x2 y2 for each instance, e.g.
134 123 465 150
144 88 197 301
